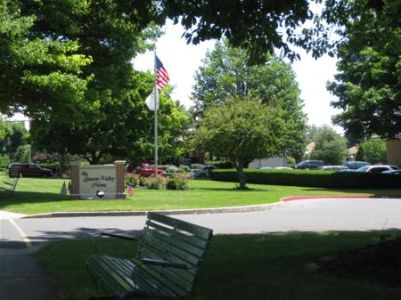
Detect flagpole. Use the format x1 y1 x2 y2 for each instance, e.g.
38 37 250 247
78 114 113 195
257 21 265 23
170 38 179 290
153 51 158 177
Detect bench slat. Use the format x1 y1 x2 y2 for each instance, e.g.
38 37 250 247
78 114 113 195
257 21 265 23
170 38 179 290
145 229 206 258
146 221 209 249
87 256 138 298
147 212 212 240
140 236 199 267
136 262 190 298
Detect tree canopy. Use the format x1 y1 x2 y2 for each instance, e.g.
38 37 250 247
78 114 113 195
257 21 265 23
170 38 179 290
162 0 313 62
356 139 387 164
192 41 307 160
30 75 190 164
309 125 347 165
192 96 287 189
0 0 159 118
1 0 191 164
326 0 401 139
1 0 342 116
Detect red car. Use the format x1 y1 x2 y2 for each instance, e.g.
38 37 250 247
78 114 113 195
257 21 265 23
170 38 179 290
126 162 165 177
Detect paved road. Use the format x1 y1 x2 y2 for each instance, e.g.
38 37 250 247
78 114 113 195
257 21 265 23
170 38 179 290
1 197 401 299
3 198 401 248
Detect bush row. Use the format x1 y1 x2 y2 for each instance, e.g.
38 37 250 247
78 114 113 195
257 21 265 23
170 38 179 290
211 169 401 189
125 173 190 190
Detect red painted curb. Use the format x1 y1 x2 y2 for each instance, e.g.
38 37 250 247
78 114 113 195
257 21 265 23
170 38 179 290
280 195 401 202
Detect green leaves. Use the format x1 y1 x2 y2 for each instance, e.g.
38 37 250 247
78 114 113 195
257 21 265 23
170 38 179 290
193 96 287 162
327 0 401 139
356 139 387 164
192 40 307 160
192 95 288 188
309 126 347 165
162 0 312 63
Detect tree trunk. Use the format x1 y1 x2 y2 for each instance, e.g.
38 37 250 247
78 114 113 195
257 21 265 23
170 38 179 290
235 159 247 190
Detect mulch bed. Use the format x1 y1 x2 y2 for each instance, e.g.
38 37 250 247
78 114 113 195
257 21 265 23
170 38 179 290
318 237 401 287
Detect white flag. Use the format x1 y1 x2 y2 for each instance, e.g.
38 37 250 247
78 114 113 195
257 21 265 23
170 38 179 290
145 89 159 111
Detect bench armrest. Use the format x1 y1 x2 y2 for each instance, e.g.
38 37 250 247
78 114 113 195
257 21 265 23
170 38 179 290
99 232 139 241
141 258 188 269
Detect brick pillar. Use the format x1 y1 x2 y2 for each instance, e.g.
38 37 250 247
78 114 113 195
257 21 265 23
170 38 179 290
70 162 80 199
115 160 126 199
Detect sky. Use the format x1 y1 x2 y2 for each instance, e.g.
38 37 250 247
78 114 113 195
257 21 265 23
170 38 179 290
133 20 343 133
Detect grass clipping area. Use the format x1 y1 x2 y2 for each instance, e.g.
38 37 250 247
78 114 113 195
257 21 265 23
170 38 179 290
37 231 401 300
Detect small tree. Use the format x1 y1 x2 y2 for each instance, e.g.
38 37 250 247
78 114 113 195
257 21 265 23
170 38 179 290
356 139 386 164
192 96 286 189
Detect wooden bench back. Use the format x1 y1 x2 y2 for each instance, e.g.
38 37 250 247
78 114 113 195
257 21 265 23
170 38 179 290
137 212 213 298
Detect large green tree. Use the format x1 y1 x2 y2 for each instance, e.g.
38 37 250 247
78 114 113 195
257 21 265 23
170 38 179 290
0 0 92 116
356 139 387 164
192 41 307 160
193 96 287 189
0 120 28 159
325 0 401 139
30 73 190 164
8 0 161 163
309 125 347 165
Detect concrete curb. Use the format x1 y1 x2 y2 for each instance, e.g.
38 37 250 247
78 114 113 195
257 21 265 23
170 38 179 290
17 195 401 219
22 202 284 219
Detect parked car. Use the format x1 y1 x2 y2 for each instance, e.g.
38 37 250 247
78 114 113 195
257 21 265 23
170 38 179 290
190 165 216 178
320 165 349 171
343 161 370 170
293 160 325 169
382 169 401 175
8 162 53 178
355 165 400 173
126 162 165 177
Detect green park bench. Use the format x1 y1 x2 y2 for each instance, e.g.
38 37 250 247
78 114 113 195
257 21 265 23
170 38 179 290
87 212 213 299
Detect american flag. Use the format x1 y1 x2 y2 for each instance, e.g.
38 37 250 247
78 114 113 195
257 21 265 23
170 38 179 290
155 55 170 91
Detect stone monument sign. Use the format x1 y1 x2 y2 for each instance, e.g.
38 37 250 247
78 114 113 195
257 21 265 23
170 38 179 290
70 161 125 199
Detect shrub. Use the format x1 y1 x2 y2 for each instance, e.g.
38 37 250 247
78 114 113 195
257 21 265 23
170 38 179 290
178 165 190 172
39 162 60 174
167 173 190 190
125 173 140 188
143 176 167 190
211 169 401 189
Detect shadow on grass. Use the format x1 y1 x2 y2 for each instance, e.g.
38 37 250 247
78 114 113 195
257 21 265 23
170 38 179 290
27 229 401 300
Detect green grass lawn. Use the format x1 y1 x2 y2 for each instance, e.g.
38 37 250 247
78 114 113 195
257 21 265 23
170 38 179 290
1 174 400 214
37 231 401 300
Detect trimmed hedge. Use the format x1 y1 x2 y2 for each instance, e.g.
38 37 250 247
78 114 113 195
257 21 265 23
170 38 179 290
211 169 401 189
39 162 60 174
